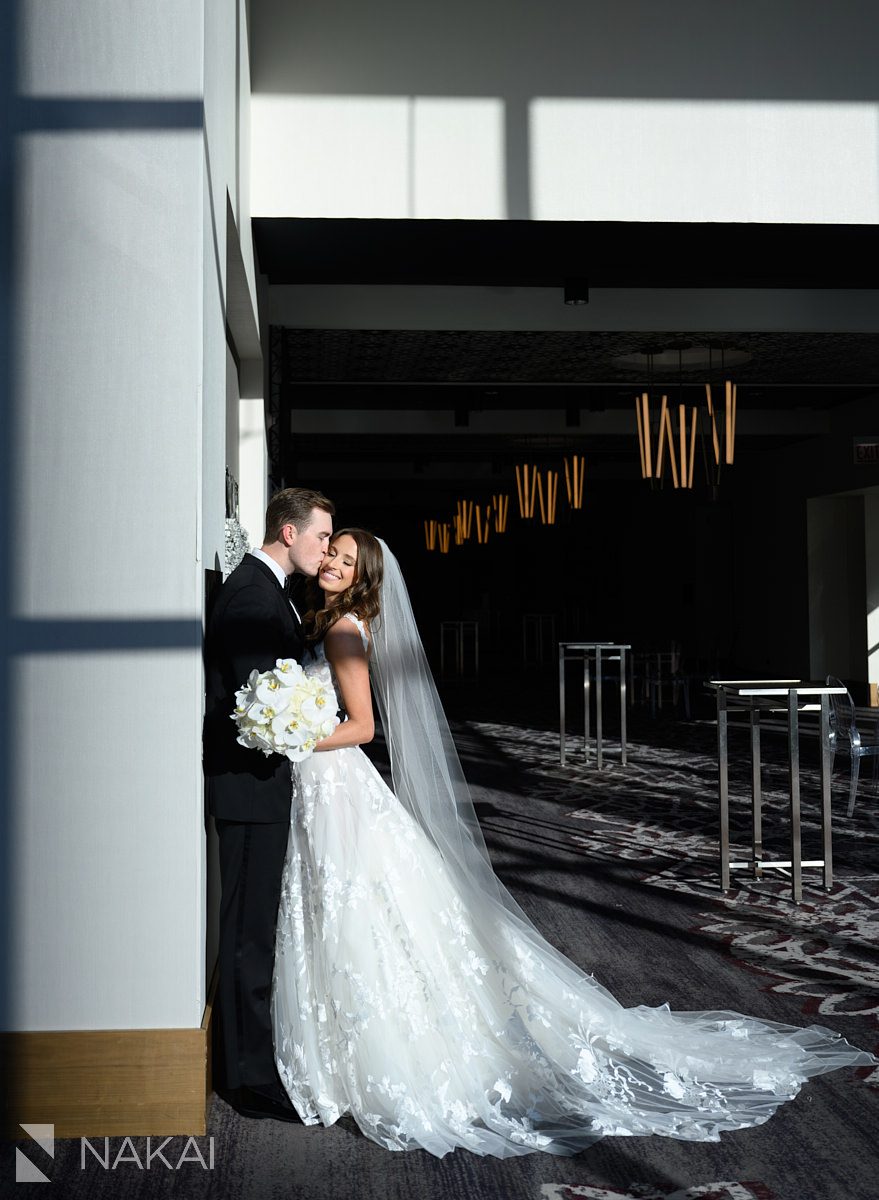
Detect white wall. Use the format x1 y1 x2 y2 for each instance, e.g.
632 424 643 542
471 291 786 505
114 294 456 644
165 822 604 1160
7 0 259 1032
249 0 879 223
238 397 269 546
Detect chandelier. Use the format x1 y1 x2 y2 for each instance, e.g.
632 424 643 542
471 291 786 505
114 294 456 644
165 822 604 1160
630 344 743 491
423 452 586 551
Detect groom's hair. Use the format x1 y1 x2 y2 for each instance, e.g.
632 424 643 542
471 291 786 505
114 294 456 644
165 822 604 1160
264 487 335 542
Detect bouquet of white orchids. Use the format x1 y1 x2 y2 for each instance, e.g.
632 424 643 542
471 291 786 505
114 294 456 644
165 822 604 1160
232 658 339 762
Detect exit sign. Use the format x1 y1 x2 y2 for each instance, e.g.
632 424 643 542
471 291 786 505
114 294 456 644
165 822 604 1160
853 439 879 464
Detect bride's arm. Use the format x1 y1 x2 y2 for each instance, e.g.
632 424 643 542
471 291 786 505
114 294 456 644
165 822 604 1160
312 619 374 751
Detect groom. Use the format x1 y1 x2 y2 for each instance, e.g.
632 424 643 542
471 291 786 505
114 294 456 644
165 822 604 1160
204 486 335 1120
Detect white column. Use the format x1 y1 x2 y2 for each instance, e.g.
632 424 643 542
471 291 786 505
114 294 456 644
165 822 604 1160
5 1 227 1032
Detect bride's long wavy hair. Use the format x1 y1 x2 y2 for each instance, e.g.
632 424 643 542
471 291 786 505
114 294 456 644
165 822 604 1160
305 527 384 644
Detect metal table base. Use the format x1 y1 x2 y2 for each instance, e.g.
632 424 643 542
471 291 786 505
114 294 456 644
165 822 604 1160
560 643 630 769
713 681 840 904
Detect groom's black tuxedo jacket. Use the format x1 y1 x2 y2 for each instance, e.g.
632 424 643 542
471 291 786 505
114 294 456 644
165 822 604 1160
203 555 304 823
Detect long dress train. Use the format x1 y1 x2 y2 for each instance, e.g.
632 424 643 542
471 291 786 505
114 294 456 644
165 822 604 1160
271 615 874 1158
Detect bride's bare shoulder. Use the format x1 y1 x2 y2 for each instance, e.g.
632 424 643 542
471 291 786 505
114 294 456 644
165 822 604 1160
324 612 369 655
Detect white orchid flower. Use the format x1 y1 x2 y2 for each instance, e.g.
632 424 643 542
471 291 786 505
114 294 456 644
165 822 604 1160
316 716 340 740
236 727 273 756
256 673 291 704
271 712 309 748
274 658 306 685
301 689 334 724
286 737 316 763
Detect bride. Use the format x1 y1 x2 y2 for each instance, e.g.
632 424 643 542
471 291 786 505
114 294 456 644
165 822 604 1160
271 529 874 1158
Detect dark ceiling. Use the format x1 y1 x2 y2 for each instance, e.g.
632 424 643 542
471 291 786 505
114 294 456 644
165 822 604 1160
272 324 879 398
255 217 878 497
256 217 878 407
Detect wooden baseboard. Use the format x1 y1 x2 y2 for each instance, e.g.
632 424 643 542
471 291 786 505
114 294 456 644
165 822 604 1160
1 964 218 1139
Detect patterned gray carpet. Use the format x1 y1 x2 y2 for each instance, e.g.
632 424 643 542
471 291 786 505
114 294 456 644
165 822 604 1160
5 707 877 1200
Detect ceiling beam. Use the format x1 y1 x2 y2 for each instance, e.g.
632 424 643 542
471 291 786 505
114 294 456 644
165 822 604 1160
269 284 879 334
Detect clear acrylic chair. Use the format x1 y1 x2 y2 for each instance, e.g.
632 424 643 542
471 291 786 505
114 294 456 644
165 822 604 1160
825 675 879 816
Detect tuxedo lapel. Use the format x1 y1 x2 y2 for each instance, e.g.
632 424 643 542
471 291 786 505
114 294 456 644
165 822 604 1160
246 554 287 594
243 555 301 639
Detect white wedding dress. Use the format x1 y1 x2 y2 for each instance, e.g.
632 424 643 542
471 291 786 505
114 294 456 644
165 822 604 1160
271 609 874 1158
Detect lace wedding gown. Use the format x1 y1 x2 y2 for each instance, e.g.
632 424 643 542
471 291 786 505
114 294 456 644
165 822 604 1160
271 613 873 1158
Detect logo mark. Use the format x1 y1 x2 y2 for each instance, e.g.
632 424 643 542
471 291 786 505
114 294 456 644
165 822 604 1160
15 1124 54 1183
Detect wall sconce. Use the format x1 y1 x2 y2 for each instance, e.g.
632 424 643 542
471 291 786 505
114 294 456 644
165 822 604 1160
423 519 437 551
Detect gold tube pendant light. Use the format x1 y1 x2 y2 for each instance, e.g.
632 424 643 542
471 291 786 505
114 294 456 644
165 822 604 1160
641 392 653 478
688 406 698 488
664 405 679 488
655 395 669 481
705 383 721 466
635 397 647 479
544 469 559 524
515 465 526 515
633 343 742 496
453 500 475 543
702 344 740 489
634 352 662 486
492 493 510 533
564 455 585 508
516 464 538 518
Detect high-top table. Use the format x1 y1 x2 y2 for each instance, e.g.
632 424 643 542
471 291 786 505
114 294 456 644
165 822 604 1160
710 680 845 904
559 643 631 769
